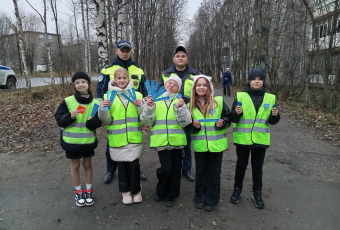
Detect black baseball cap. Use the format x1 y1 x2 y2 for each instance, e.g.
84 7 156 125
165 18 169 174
173 46 187 56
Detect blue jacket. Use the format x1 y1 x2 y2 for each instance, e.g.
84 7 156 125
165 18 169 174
97 57 147 99
223 71 232 87
158 64 200 103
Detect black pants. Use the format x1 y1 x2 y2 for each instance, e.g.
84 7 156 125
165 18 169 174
194 151 223 205
117 159 141 195
156 149 183 200
234 146 266 191
223 87 231 96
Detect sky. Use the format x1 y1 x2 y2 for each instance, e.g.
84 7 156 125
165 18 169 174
2 0 202 33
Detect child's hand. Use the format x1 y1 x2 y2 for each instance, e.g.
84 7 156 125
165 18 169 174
133 99 142 106
272 107 278 116
88 116 92 120
235 105 242 114
146 95 154 107
216 119 224 127
193 120 201 129
102 100 111 107
176 98 184 108
70 110 79 119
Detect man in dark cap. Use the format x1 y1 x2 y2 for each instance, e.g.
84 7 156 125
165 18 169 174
158 46 200 182
97 40 148 184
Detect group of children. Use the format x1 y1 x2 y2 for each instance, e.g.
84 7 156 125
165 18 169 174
54 68 280 211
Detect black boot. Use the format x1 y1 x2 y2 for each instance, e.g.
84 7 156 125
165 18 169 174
230 187 242 204
252 190 264 209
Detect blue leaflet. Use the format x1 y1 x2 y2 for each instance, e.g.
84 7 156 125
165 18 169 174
153 86 166 99
91 104 99 117
153 95 170 102
145 80 152 96
198 119 220 122
177 93 182 98
121 93 138 107
108 90 117 110
105 91 111 111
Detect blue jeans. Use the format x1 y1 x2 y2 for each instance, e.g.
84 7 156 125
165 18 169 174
106 142 117 173
182 133 192 173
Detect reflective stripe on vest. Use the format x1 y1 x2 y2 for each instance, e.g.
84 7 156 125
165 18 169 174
162 73 194 99
189 96 228 152
150 98 187 147
62 96 99 144
233 92 276 146
102 64 144 90
105 91 143 147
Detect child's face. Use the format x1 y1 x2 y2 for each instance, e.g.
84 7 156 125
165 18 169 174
74 78 89 94
250 76 264 90
195 78 208 98
115 73 129 89
165 80 179 93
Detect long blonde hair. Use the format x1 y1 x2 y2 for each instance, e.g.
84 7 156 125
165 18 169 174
189 77 218 118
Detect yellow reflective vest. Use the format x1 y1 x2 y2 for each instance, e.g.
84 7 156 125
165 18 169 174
63 96 99 144
189 96 228 152
105 91 143 147
233 92 276 146
102 64 144 90
150 98 187 147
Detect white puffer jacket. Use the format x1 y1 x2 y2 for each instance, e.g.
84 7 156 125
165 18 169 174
98 79 144 162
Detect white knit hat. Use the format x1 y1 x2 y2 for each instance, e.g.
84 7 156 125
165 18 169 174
165 74 182 93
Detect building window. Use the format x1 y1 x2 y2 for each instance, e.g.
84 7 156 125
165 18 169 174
39 34 44 39
48 35 52 40
319 24 324 38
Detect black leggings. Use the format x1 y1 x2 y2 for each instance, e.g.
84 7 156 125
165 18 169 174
234 146 266 191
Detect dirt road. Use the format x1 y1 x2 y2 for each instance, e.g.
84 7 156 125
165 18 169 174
0 89 339 230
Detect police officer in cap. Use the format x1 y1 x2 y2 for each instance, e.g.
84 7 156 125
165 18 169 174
97 40 148 184
158 46 199 181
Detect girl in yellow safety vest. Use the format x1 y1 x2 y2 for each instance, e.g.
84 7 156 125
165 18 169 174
187 75 231 212
54 72 102 207
140 75 192 207
98 68 145 205
229 69 280 209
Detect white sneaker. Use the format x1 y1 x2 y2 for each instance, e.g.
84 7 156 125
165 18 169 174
85 188 94 206
74 190 85 207
133 189 142 203
122 192 133 205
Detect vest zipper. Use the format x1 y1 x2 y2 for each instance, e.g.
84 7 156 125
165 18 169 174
118 96 129 143
165 100 170 146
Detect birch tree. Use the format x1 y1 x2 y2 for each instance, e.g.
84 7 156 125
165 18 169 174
95 0 108 70
12 0 31 91
81 0 89 73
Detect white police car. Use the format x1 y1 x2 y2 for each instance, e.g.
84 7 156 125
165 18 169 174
0 65 16 89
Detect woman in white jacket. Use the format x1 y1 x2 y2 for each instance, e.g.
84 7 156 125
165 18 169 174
99 68 144 205
141 75 192 207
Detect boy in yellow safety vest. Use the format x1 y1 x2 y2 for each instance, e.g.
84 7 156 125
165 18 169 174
229 69 280 209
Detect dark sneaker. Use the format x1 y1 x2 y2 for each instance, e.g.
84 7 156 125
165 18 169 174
252 190 264 209
74 190 85 207
153 190 161 202
164 199 174 207
230 187 242 204
85 188 94 205
195 202 204 209
204 204 214 211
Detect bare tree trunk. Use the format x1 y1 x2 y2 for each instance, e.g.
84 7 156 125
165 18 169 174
12 0 31 91
86 0 91 75
81 0 89 73
117 0 125 42
107 0 114 60
95 0 108 71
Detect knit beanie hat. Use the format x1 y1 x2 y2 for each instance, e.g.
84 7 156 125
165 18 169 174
248 69 265 83
165 75 182 93
72 72 91 83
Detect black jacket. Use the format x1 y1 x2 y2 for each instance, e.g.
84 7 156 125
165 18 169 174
230 83 280 149
159 64 200 103
54 91 102 153
186 99 231 133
